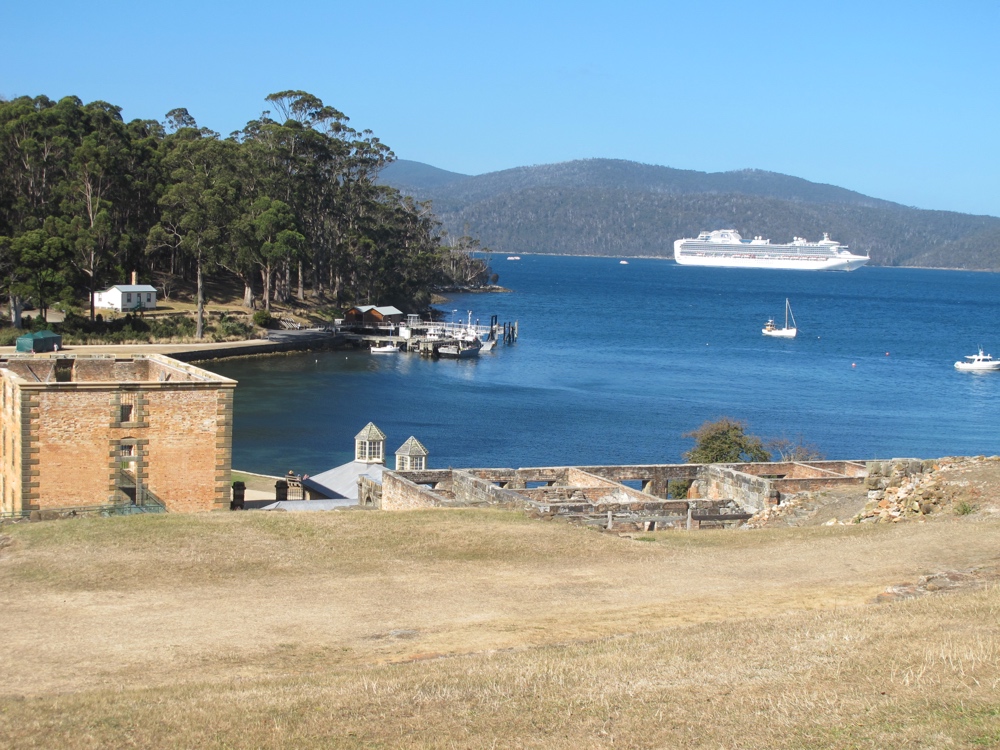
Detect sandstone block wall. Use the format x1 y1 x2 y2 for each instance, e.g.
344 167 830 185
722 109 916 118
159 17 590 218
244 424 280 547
1 354 235 514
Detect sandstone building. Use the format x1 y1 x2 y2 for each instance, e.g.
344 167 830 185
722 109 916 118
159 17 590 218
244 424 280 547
0 353 236 515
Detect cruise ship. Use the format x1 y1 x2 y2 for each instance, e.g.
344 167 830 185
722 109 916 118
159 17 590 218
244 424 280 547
673 230 869 271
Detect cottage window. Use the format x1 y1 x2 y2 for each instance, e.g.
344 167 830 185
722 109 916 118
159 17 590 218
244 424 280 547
411 456 425 471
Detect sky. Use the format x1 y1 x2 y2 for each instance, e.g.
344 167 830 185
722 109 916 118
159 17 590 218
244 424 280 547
4 0 999 216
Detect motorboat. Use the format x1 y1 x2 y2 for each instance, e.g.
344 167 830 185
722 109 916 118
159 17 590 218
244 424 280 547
439 339 481 359
954 347 1000 371
762 298 797 338
370 343 398 354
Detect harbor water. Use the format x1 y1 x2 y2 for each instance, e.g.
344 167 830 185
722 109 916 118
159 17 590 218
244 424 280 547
206 255 1000 476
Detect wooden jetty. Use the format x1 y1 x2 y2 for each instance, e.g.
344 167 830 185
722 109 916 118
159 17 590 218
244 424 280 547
339 313 518 357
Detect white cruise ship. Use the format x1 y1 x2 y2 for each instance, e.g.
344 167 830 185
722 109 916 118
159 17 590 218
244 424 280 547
673 230 869 271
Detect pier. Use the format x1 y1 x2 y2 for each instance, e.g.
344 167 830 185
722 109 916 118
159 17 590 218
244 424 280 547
339 312 518 357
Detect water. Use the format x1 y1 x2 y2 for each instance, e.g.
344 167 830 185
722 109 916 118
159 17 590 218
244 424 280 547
206 256 1000 475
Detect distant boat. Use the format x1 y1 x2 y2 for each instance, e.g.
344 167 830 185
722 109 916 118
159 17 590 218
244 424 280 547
954 347 1000 371
370 344 398 354
507 256 521 260
763 298 797 338
619 260 629 264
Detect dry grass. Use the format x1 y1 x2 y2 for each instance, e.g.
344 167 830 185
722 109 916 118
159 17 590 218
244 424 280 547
1 510 999 748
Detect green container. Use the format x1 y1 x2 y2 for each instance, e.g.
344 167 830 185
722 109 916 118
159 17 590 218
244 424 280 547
14 330 62 353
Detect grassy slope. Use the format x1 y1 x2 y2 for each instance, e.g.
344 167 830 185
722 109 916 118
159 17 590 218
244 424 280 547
1 510 998 748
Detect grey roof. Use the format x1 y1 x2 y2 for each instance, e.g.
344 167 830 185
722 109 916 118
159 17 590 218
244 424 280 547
302 460 383 501
354 422 386 441
395 436 428 457
101 285 158 293
259 499 356 511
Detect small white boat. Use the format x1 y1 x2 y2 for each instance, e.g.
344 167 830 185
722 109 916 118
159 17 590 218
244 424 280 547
480 339 496 353
763 298 797 338
619 260 629 265
954 347 1000 371
370 344 398 354
506 255 521 261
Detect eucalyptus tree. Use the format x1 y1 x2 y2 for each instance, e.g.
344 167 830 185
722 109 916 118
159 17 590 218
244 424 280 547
148 126 238 338
226 196 304 311
239 91 395 305
0 95 76 324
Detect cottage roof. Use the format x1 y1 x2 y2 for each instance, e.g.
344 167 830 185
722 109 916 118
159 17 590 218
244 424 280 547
395 436 428 457
374 305 403 316
101 284 157 293
354 422 386 441
301 460 384 501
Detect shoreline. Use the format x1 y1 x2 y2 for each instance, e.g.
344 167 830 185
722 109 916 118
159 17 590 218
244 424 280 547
0 330 345 364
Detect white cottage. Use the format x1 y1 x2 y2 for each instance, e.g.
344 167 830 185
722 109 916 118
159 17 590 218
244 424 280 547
93 284 158 312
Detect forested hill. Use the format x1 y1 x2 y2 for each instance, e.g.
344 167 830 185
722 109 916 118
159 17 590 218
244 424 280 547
379 159 1000 270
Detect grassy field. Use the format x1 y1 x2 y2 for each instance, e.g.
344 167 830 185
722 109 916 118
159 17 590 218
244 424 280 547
1 509 998 748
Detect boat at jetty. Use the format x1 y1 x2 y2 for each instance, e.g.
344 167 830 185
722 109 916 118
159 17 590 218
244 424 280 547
674 230 869 271
762 299 797 338
370 344 398 354
438 339 481 358
954 347 1000 371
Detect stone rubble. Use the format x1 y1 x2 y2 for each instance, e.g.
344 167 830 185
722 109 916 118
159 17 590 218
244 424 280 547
852 456 999 524
742 455 1000 528
874 565 1000 603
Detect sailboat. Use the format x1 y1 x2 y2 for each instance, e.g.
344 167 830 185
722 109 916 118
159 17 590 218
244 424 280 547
762 298 797 338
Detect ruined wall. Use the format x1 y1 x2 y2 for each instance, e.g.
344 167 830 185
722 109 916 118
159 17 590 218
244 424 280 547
698 465 779 513
0 355 235 514
0 371 23 514
577 464 699 498
450 471 530 508
380 471 448 510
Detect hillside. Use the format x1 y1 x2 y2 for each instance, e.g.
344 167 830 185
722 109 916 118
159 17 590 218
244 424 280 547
380 158 1000 269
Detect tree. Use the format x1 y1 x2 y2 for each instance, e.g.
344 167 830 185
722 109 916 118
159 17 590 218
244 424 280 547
147 128 237 338
767 434 824 462
682 418 771 463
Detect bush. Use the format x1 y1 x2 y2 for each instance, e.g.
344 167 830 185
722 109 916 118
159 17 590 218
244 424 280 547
252 310 273 328
218 316 252 339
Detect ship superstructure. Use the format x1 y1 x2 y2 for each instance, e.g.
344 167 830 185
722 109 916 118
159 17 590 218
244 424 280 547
673 230 869 271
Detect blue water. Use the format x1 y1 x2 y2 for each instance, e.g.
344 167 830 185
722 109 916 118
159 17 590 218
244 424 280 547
205 256 1000 475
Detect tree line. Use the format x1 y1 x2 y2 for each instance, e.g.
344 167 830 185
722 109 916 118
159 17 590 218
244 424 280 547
0 91 491 337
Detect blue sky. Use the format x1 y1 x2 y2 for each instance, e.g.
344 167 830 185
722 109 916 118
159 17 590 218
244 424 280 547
4 0 998 216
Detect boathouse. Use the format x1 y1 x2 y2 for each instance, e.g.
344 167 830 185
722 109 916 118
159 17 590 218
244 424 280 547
343 305 404 326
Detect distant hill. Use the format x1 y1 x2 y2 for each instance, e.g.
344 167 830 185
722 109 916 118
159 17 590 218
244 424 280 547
379 158 1000 270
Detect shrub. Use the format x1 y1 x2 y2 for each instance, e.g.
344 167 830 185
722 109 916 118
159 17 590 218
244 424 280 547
218 316 252 339
955 501 976 516
252 310 273 328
